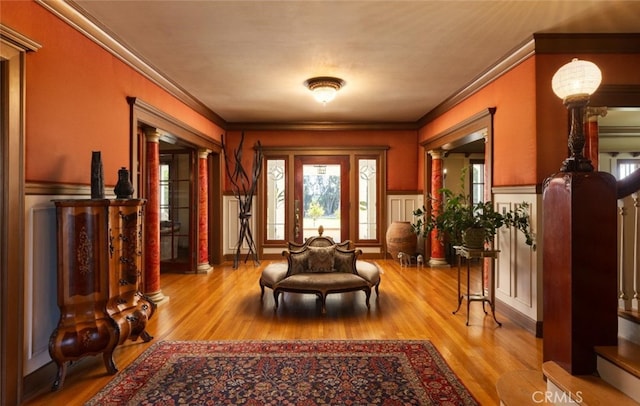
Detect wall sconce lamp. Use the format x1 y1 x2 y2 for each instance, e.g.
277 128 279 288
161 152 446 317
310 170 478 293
552 58 602 172
305 76 345 104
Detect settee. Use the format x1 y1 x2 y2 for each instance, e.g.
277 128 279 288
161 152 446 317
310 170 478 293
260 234 381 313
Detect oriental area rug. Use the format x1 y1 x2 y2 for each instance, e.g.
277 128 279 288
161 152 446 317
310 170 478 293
85 340 478 405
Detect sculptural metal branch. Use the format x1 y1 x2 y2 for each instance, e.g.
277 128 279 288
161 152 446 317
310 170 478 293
222 132 263 269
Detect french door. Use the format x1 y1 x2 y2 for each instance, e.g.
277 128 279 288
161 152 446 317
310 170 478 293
293 156 350 243
159 147 195 273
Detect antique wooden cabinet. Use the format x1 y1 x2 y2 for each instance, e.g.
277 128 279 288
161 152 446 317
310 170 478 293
49 199 155 391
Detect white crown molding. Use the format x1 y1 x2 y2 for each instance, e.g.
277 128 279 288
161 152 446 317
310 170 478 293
419 38 535 126
35 0 225 127
0 23 42 51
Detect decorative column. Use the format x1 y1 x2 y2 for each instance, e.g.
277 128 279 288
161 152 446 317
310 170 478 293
197 148 213 274
585 107 607 171
144 129 164 303
428 150 448 267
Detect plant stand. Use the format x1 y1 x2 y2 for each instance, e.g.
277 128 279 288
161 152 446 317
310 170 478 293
452 246 501 326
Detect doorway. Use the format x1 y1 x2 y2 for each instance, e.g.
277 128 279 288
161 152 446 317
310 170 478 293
159 144 195 273
294 155 349 243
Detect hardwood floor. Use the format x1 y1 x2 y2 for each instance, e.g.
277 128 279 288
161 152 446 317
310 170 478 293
24 259 542 405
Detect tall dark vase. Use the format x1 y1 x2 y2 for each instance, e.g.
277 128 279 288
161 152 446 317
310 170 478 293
91 151 105 199
114 167 134 199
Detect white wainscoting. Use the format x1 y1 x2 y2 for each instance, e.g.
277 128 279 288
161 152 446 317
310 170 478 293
223 195 256 256
23 195 66 375
493 191 542 323
387 194 423 225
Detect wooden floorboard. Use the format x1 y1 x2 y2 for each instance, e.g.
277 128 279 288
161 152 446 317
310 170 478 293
24 259 543 405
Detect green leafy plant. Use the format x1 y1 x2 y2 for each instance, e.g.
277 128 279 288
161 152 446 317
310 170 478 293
307 201 325 225
412 170 534 248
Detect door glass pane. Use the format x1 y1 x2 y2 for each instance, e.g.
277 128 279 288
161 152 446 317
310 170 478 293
618 159 640 180
471 162 485 204
159 151 192 271
358 158 377 240
266 159 285 241
303 164 341 241
159 163 170 221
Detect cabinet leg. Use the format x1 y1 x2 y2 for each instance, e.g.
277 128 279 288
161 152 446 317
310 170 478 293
51 361 67 391
140 330 154 342
103 351 118 375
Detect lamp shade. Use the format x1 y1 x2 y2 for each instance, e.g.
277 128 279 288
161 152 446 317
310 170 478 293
312 86 338 104
551 58 602 100
305 77 345 104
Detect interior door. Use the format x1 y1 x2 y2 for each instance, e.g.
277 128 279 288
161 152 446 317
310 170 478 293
294 156 349 243
159 147 195 273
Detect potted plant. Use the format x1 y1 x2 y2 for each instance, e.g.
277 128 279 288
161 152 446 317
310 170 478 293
412 171 534 249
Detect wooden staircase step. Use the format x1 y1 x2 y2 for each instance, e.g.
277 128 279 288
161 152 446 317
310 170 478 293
496 369 552 405
595 338 640 379
542 361 639 405
619 309 640 324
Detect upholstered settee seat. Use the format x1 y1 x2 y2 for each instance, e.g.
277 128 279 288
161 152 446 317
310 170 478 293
259 234 381 313
259 262 288 292
276 272 369 291
355 260 381 295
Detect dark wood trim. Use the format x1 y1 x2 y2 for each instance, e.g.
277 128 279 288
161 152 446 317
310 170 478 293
25 182 92 196
0 24 42 51
619 309 640 325
23 362 56 401
209 152 224 265
496 299 543 338
492 185 539 195
420 108 495 151
387 190 422 195
261 145 390 153
591 85 640 108
1 30 34 405
127 97 222 151
128 97 225 269
227 121 418 131
534 33 640 54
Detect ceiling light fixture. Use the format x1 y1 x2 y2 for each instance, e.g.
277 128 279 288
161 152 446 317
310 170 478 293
305 76 345 104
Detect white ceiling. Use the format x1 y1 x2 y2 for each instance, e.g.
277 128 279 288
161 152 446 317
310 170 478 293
71 0 640 125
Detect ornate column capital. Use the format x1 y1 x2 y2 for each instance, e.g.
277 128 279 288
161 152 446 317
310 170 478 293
144 128 160 143
586 106 608 121
428 149 443 159
198 148 211 159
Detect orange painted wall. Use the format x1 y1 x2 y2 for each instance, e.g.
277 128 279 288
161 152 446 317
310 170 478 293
3 2 223 186
418 58 538 187
419 52 640 188
223 129 419 193
536 53 640 181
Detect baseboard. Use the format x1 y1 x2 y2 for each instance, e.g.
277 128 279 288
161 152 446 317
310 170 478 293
495 299 542 337
22 361 56 402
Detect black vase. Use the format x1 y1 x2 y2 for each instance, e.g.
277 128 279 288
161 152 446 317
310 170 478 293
114 167 134 199
90 151 105 199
